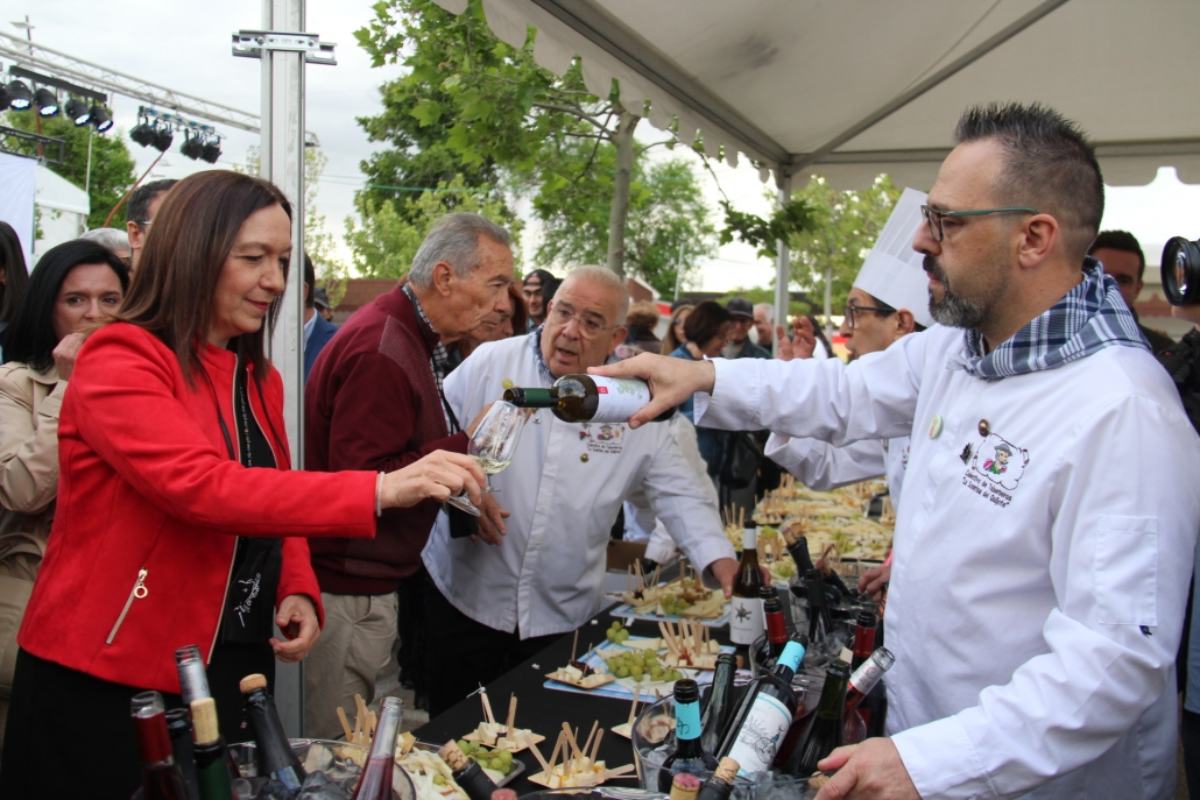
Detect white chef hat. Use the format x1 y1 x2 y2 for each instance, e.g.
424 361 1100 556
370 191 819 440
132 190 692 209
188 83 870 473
853 187 933 328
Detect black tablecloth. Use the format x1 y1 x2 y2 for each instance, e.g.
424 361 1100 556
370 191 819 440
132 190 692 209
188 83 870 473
414 609 707 794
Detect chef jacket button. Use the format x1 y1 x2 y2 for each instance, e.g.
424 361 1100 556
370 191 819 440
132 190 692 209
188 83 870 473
580 453 590 463
978 419 990 437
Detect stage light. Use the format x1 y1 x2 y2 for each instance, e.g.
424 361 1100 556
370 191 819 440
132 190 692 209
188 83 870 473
201 136 221 164
151 122 173 152
130 115 155 147
89 105 113 132
33 87 58 117
180 129 204 160
6 80 31 110
64 97 91 126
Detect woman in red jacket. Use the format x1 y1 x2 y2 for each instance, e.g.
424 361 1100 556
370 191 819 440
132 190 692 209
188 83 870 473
0 170 485 798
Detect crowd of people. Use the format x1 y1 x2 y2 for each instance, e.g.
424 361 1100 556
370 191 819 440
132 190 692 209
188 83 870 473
0 100 1195 800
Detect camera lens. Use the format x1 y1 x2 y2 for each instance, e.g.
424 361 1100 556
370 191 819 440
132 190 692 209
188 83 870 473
1161 237 1200 306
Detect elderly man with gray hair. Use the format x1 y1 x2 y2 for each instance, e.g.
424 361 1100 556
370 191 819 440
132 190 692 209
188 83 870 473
303 212 514 736
420 265 738 714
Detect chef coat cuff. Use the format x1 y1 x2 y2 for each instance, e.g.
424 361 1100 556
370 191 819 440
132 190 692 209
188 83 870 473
694 358 761 431
892 714 997 800
687 539 738 589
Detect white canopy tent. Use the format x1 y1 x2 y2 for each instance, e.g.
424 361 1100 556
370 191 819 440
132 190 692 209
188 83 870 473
432 0 1200 322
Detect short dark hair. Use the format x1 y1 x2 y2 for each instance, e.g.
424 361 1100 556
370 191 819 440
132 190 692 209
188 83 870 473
955 102 1103 261
5 240 130 372
1088 229 1145 280
0 220 30 325
683 300 733 346
303 254 316 309
120 170 291 385
126 179 178 225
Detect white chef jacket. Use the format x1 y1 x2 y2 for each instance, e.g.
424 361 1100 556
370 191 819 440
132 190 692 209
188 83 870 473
696 324 1200 799
763 432 909 501
423 333 735 639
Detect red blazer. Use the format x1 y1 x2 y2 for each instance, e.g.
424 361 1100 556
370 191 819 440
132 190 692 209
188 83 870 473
19 323 377 693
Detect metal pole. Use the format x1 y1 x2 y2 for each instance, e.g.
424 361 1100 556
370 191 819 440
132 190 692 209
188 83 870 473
83 125 93 197
773 173 792 355
259 0 307 737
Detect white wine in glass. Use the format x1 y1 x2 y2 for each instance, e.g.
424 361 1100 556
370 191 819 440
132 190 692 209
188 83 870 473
446 401 528 517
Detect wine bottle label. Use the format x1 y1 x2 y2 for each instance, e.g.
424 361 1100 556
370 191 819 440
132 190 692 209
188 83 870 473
728 596 764 645
726 691 791 775
849 657 886 696
588 376 652 422
676 699 702 741
741 529 757 551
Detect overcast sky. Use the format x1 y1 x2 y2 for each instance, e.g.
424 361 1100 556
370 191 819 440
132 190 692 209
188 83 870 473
8 3 1199 295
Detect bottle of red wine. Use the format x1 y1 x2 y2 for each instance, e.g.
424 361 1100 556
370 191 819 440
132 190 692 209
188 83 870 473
189 697 234 800
698 653 736 755
695 757 739 800
752 587 789 671
503 374 672 423
131 691 189 800
239 673 305 792
787 658 850 777
719 639 805 776
440 740 498 800
659 678 718 791
165 707 200 800
847 646 894 740
784 532 815 575
729 524 765 663
352 696 403 799
850 608 877 670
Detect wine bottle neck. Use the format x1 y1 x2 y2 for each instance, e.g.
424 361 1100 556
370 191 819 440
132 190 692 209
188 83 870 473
815 669 850 719
503 387 557 407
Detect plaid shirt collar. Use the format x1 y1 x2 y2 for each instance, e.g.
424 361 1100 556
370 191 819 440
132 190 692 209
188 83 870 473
402 283 456 430
956 258 1148 381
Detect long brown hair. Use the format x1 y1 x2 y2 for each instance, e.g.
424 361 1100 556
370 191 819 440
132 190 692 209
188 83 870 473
120 170 291 384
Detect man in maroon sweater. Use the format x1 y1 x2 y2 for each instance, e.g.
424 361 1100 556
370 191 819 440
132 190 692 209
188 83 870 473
302 213 514 737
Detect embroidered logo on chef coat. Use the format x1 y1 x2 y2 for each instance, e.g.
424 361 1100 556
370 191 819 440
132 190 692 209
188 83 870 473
962 432 1030 507
579 422 626 455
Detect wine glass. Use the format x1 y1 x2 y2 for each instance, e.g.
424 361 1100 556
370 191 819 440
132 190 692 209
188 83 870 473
445 401 529 517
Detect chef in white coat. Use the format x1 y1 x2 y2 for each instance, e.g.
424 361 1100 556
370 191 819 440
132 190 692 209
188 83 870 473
421 265 737 714
594 102 1200 799
765 187 932 503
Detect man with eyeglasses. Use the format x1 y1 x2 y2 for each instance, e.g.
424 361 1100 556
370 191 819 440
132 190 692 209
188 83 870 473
765 189 931 599
597 103 1199 799
123 178 176 273
1088 229 1175 354
420 265 738 715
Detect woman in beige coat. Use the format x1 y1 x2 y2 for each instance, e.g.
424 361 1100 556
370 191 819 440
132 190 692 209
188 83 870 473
0 239 130 742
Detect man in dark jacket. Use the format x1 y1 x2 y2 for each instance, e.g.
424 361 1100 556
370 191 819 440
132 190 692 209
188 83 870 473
303 213 514 737
1088 230 1175 354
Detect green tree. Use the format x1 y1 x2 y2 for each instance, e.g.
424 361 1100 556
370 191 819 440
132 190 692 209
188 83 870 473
353 0 716 283
786 174 901 317
3 112 136 230
344 174 521 279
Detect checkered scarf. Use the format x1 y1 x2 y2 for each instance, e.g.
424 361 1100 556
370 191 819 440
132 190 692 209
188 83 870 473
957 258 1148 381
402 282 456 431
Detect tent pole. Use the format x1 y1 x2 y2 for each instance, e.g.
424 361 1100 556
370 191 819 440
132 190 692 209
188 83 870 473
773 172 792 355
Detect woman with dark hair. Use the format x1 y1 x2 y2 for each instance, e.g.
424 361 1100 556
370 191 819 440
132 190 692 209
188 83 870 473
0 222 31 358
668 300 733 478
0 170 485 798
0 240 129 748
661 303 693 355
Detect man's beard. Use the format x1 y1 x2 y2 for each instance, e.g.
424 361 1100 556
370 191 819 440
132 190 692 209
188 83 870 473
924 255 989 329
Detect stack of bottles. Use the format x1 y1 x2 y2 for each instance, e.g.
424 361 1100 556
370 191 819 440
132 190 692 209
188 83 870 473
133 644 408 800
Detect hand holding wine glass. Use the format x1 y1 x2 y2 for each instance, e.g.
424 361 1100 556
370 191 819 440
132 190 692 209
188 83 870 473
446 400 529 517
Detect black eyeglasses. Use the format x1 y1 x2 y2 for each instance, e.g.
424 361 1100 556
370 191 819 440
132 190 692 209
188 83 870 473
844 303 895 330
920 204 1038 242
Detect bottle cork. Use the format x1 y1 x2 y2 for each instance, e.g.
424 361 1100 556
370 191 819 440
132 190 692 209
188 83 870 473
190 697 221 746
670 772 701 800
239 673 268 694
714 757 739 784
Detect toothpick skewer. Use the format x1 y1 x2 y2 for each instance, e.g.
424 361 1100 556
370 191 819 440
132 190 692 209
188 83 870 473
580 720 599 761
547 730 565 776
570 630 580 663
480 688 496 725
590 728 605 765
505 693 517 734
529 739 552 775
336 706 353 741
562 722 585 762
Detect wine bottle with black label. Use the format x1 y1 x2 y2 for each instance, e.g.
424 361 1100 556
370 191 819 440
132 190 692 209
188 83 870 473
699 653 736 755
729 524 765 662
441 740 498 800
695 757 739 800
504 374 672 423
787 658 850 777
659 679 718 791
239 674 306 792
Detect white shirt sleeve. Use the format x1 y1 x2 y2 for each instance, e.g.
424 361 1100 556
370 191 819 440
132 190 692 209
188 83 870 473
695 327 934 446
763 433 886 490
893 393 1200 798
641 414 735 573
